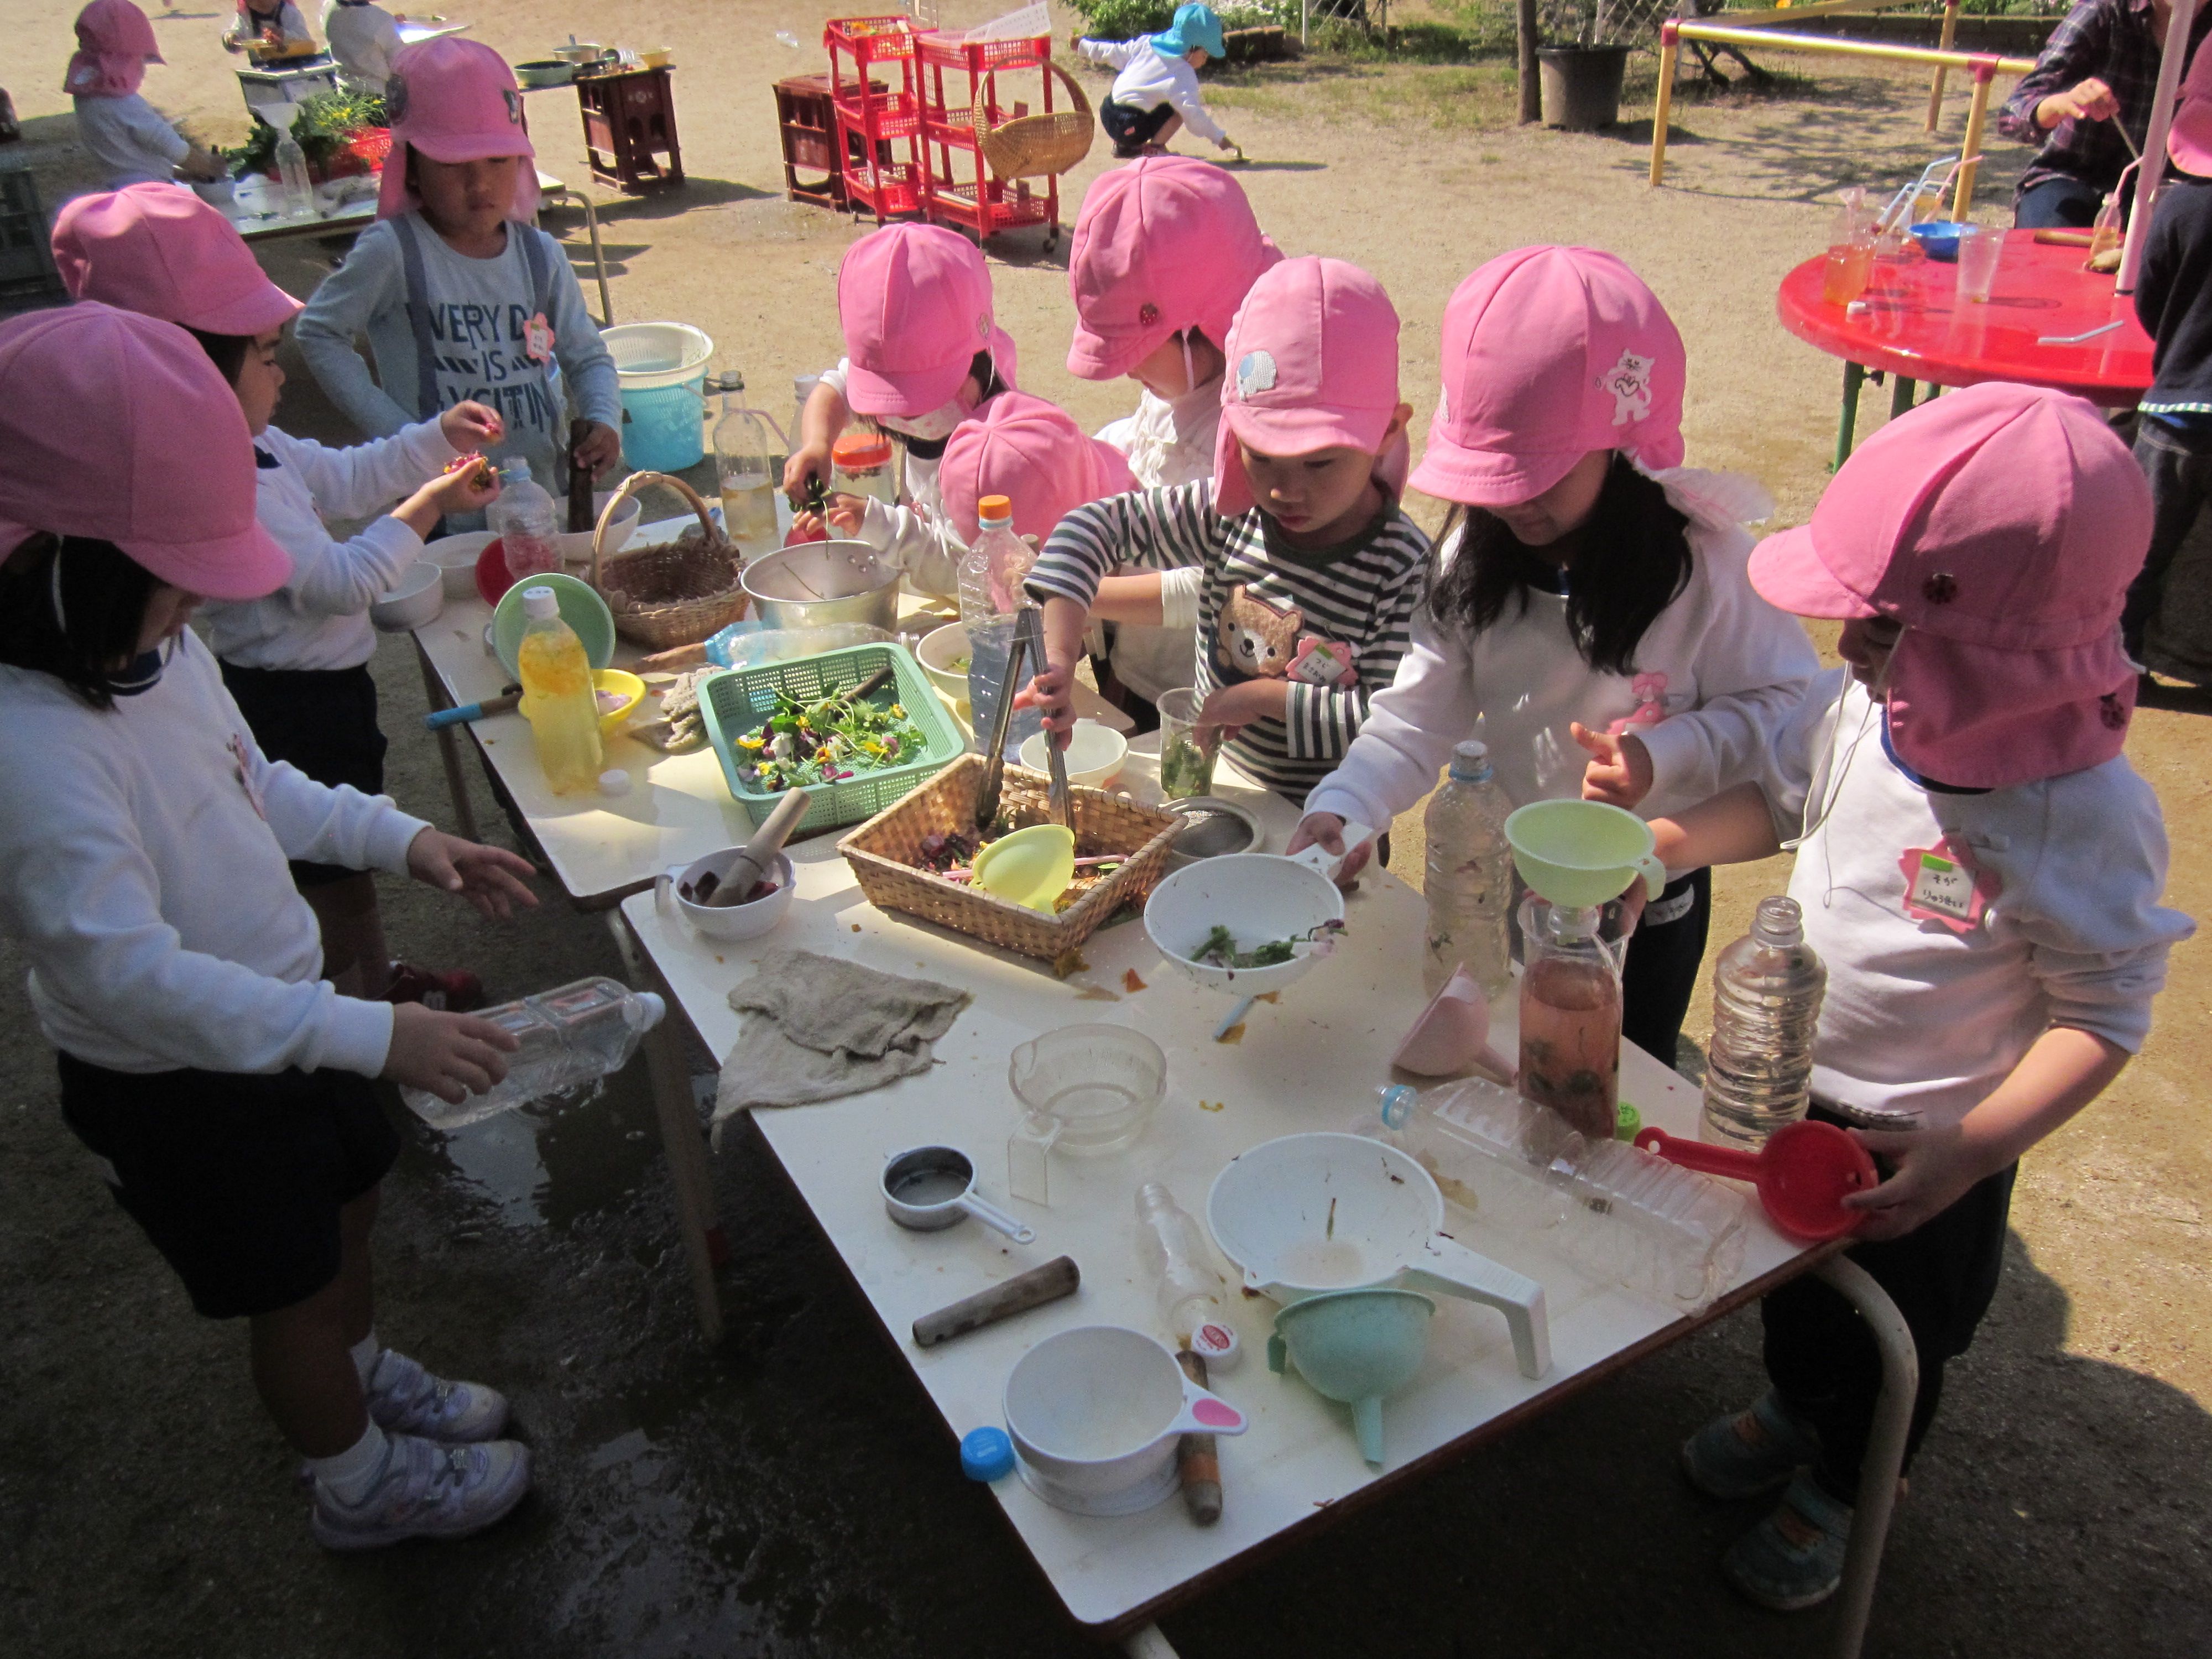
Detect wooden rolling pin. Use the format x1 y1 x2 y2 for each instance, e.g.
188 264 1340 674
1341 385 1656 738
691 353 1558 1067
1175 1348 1222 1526
911 1256 1079 1348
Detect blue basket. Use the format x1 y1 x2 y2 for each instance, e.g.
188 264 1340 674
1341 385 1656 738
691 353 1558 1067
619 378 706 472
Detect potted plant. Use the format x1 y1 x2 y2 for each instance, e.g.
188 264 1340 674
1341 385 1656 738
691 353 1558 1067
1537 0 1634 131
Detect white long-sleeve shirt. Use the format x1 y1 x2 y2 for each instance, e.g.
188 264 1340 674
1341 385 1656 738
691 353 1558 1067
201 418 459 671
1079 37 1228 145
1738 672 2192 1127
0 632 427 1077
322 0 402 84
73 94 189 189
1305 468 1818 830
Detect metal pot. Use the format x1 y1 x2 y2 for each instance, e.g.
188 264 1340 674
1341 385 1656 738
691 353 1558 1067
741 539 902 633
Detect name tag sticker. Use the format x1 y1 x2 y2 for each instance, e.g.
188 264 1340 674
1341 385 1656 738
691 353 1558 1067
523 312 555 363
1900 838 1992 932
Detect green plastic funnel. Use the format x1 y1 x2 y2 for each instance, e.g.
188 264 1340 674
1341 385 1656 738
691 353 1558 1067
972 824 1077 912
1267 1287 1435 1467
1503 799 1667 909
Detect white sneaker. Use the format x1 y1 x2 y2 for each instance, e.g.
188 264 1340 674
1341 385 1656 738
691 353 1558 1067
364 1348 510 1443
310 1432 531 1551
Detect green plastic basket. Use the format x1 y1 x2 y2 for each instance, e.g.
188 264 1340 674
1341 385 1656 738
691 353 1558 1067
700 642 964 832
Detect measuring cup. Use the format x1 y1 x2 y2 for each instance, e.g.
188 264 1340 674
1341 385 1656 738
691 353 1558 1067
881 1145 1035 1245
1635 1121 1876 1241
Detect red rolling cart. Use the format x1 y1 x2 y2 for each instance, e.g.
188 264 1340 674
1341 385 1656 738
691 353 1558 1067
825 16 929 225
914 32 1067 247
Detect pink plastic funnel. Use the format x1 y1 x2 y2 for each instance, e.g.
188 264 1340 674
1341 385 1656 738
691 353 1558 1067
1634 1121 1876 1241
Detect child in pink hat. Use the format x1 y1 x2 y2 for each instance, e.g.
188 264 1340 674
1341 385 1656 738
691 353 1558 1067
0 302 541 1553
786 224 1020 598
936 390 1135 545
2118 44 2212 675
1643 383 2191 1611
1066 155 1282 717
1293 245 1816 1062
1022 255 1429 807
56 181 505 1009
64 0 225 188
297 36 620 498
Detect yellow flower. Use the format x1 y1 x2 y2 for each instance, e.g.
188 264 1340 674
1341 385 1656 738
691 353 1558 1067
737 732 765 750
889 703 906 719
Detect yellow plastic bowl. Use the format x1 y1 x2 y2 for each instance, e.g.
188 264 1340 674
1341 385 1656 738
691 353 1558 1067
592 669 646 737
972 823 1077 912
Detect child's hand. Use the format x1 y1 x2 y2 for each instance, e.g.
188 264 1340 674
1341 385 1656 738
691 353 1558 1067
1844 1122 1990 1240
1572 722 1655 808
572 420 622 482
383 1003 519 1104
1014 657 1078 735
784 441 832 502
421 455 500 518
825 493 868 538
440 401 504 451
1288 812 1372 886
1198 677 1287 740
787 507 829 543
405 829 540 920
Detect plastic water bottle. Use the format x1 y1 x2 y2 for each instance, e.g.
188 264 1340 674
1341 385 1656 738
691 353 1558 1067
274 127 314 218
1700 896 1828 1149
515 587 603 794
1422 739 1516 999
489 460 560 579
1134 1182 1240 1370
712 372 782 559
958 494 1042 758
401 977 665 1131
1368 1079 1749 1314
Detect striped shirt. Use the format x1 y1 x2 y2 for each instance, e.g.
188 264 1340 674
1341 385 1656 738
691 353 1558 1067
1027 481 1431 801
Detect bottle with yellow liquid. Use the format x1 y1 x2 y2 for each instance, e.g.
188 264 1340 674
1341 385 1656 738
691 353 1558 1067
515 587 603 795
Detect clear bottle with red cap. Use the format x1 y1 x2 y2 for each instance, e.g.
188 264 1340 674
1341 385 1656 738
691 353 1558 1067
830 431 896 509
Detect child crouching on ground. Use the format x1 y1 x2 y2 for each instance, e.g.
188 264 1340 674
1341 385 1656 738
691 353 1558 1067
0 303 545 1550
1079 4 1235 160
1021 255 1430 809
54 182 504 1006
1638 383 2192 1610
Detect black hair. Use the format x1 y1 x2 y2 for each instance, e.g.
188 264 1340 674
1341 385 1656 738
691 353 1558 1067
1427 454 1693 677
186 326 253 388
0 534 165 710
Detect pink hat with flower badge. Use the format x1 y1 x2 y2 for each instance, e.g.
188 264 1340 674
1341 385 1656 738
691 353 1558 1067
1748 382 2149 790
1411 246 1686 508
1212 255 1407 518
937 390 1136 545
837 223 1018 419
62 0 161 98
1066 156 1282 382
53 184 302 337
376 36 539 222
0 304 289 600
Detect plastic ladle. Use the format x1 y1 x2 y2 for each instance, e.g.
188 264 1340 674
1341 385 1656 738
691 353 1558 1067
1634 1121 1877 1241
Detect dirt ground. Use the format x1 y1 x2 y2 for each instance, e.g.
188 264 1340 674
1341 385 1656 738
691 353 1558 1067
2 3 2208 1655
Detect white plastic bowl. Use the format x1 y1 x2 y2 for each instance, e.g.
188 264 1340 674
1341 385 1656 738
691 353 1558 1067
656 848 795 941
368 561 444 632
554 491 642 564
424 530 497 598
916 620 971 703
1144 853 1347 997
1021 719 1127 789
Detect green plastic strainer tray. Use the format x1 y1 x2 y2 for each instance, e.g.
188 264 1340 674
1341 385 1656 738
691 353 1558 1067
700 642 964 833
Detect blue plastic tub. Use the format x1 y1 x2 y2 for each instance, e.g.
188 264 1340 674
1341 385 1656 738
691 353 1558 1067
603 322 713 472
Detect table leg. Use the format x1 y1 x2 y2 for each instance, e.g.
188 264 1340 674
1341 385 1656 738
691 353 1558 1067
1890 375 1917 421
1813 1255 1917 1659
1123 1625 1181 1659
413 634 480 842
1834 361 1866 471
606 912 726 1344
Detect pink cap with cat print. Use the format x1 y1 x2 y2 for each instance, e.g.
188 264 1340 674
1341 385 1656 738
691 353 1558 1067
1410 245 1686 508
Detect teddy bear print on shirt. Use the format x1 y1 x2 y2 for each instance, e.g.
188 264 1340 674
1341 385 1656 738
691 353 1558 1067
1217 586 1303 679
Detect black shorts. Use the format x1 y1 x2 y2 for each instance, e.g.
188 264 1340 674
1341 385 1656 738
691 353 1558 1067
221 661 388 889
1100 98 1177 155
58 1051 400 1319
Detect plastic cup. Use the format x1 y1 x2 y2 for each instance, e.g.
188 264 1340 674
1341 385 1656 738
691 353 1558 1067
1156 687 1217 801
1954 225 2004 304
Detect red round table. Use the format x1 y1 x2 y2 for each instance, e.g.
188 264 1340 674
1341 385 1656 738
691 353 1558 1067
1777 229 2154 465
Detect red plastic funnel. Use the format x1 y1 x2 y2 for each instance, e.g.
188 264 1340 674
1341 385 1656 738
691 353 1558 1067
1634 1121 1877 1241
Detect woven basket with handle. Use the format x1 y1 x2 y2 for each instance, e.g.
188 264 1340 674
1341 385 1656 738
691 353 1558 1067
974 57 1093 180
839 753 1180 966
588 472 750 651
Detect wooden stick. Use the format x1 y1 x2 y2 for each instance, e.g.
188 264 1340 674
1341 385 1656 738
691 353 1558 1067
1953 64 1995 221
1175 1349 1223 1526
911 1256 1079 1348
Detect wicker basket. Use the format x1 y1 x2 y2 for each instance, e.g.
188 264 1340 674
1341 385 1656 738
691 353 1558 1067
840 753 1180 965
588 472 750 651
975 58 1093 180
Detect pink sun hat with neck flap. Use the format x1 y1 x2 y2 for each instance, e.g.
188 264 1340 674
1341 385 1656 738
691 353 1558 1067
63 0 161 98
1213 255 1407 518
377 36 539 223
0 304 289 601
53 184 302 337
1749 382 2149 790
938 390 1136 545
1411 246 1686 508
2168 39 2212 175
838 223 1016 419
1066 156 1283 382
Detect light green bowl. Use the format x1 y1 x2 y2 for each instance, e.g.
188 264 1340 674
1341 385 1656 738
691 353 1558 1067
491 572 617 680
1503 798 1667 909
1268 1287 1435 1467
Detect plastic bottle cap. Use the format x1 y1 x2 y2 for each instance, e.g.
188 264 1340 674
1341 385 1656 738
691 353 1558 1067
598 768 631 796
1378 1083 1418 1130
1615 1101 1642 1142
625 990 665 1031
521 586 558 619
500 458 533 484
959 1426 1015 1482
832 431 893 468
1447 738 1493 782
1190 1319 1241 1372
977 493 1013 526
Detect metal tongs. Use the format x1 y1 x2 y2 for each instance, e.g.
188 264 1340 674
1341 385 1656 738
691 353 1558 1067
972 609 1070 832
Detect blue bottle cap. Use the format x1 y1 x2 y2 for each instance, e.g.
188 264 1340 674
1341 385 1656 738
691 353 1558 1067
960 1426 1015 1483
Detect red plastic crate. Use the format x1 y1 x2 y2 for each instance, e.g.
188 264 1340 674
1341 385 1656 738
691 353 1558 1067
841 158 927 219
916 32 1050 74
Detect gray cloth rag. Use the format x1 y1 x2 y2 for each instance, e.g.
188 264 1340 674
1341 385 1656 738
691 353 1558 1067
714 948 971 1123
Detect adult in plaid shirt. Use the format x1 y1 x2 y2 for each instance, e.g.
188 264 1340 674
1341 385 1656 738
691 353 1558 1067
1999 0 2212 226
